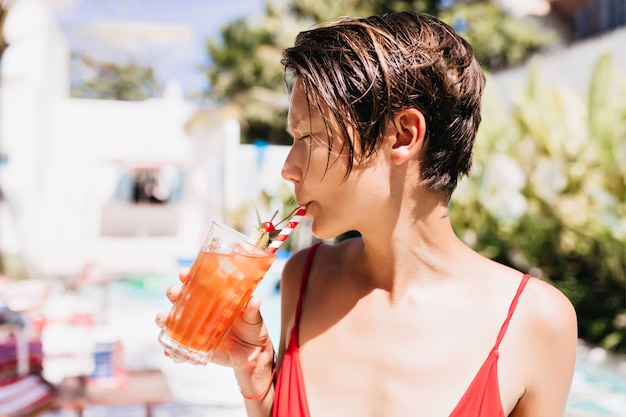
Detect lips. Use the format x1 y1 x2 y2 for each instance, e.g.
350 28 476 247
297 202 311 211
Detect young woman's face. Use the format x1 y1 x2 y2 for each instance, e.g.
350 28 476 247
281 79 392 239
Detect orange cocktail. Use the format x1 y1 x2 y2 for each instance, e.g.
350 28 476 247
158 221 276 365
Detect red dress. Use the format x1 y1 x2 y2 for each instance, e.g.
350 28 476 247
273 243 531 417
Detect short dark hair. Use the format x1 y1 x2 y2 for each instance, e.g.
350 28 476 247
282 11 486 195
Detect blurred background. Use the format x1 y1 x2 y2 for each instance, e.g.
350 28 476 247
0 0 624 416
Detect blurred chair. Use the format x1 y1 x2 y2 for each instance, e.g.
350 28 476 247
0 308 55 417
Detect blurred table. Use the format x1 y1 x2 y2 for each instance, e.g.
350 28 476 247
54 369 172 417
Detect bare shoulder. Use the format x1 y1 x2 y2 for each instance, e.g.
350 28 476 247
279 245 317 320
277 243 327 350
278 240 355 323
519 276 577 338
508 275 578 416
520 275 578 375
478 261 577 337
280 239 356 287
280 246 312 294
509 274 578 363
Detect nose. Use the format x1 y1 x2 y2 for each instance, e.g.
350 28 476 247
281 147 301 184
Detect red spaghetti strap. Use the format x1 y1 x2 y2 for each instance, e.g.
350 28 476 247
494 274 531 349
273 244 320 417
292 243 322 346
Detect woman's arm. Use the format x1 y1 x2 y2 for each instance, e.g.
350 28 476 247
156 270 277 417
231 296 276 417
237 246 312 417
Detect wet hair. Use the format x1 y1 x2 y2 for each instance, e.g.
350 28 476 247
281 11 486 196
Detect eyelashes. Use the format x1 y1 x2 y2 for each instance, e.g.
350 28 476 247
293 132 345 159
310 134 345 157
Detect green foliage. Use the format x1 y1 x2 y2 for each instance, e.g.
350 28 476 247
289 0 440 20
70 54 161 101
203 0 557 144
440 2 556 70
206 18 285 97
204 7 297 144
451 54 626 353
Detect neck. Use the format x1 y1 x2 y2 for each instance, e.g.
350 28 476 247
354 196 468 296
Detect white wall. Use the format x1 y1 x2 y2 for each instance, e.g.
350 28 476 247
0 0 293 278
488 25 626 106
1 0 71 274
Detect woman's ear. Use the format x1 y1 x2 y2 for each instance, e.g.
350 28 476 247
389 108 426 165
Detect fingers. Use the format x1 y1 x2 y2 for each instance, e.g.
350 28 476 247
240 295 263 326
178 267 191 283
155 311 169 328
157 283 179 329
166 284 181 302
155 313 183 363
157 284 179 329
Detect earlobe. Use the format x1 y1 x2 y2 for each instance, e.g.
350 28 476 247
390 108 426 164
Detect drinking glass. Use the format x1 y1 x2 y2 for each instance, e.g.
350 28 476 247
158 221 276 365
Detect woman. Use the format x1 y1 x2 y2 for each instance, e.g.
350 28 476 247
157 11 577 417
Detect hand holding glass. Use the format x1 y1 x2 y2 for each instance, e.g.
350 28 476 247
158 221 276 365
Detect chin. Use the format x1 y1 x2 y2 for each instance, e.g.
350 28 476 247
309 220 331 241
310 221 349 242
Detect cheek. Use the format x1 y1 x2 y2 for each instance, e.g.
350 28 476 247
344 159 392 203
305 160 349 188
301 147 330 181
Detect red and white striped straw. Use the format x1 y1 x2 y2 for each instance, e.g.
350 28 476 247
267 206 307 253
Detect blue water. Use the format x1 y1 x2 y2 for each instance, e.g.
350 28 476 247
576 359 626 396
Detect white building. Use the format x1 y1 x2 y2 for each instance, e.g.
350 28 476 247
0 0 291 280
